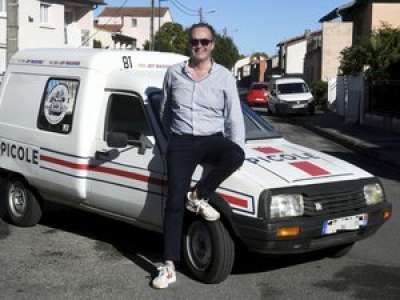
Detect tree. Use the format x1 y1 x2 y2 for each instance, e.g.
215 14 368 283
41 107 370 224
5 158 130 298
144 22 188 55
212 34 240 70
339 24 400 80
250 52 268 61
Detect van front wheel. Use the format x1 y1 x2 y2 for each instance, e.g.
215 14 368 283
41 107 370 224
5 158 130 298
2 178 42 227
183 218 235 284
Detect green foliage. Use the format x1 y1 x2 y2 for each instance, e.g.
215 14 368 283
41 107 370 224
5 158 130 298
212 34 240 69
151 22 188 55
250 52 269 61
339 24 400 80
310 80 328 109
145 22 241 69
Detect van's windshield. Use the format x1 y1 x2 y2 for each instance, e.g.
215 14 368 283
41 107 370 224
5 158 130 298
147 92 281 141
277 82 309 94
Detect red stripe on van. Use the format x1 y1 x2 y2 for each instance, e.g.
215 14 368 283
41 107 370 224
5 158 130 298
290 161 330 176
40 155 165 186
254 147 282 154
220 193 248 208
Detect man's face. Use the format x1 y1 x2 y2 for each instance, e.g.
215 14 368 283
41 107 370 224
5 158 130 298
189 27 214 63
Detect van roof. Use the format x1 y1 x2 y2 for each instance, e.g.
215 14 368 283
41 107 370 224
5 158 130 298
9 48 188 73
274 77 306 84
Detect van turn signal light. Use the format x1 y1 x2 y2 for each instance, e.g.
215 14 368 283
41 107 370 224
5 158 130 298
383 209 391 221
277 226 300 237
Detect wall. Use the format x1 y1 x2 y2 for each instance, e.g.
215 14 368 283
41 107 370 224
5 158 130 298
0 12 6 75
321 21 353 81
18 0 65 49
303 48 321 83
372 2 400 29
97 10 172 50
285 39 307 74
19 1 94 50
346 2 373 42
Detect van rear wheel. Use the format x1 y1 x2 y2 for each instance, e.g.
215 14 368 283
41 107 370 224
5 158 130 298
183 218 235 284
1 178 42 227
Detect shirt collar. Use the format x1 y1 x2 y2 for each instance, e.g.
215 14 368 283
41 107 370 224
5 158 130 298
182 59 215 77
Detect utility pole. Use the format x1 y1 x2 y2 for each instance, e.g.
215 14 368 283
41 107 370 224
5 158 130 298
158 0 161 35
150 0 154 51
7 0 19 66
199 7 203 22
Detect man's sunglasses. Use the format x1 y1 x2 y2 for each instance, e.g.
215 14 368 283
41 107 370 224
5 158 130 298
190 39 213 47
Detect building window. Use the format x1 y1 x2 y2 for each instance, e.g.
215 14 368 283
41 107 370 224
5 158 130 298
40 2 51 23
0 0 6 14
131 18 137 27
81 29 90 47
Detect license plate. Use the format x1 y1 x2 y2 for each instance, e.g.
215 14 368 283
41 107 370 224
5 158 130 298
292 104 305 109
322 214 368 235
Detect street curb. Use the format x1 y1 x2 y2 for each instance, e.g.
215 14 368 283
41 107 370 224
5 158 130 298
289 118 400 170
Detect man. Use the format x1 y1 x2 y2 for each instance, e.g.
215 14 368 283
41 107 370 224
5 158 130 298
152 23 245 289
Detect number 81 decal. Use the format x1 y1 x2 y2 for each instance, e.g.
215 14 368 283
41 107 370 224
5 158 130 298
122 56 133 69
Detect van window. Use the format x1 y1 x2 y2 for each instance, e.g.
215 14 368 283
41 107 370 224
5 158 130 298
277 82 309 94
37 78 79 134
105 94 153 142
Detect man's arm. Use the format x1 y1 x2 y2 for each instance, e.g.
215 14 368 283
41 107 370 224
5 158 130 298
160 68 172 135
224 74 245 150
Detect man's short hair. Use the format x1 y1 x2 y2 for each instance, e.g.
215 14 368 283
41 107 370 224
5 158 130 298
188 23 216 41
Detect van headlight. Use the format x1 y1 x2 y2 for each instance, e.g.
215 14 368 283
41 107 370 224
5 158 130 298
307 97 314 103
270 194 304 219
364 183 384 205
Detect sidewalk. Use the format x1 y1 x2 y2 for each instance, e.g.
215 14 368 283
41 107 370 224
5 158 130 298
290 111 400 169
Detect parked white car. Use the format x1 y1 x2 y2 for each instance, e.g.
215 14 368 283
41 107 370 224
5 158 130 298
0 49 391 284
268 77 315 115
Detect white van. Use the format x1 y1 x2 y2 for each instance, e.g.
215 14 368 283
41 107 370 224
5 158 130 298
0 49 391 283
268 77 315 115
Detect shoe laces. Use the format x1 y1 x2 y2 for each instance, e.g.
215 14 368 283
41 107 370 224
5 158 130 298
192 199 210 213
157 265 173 278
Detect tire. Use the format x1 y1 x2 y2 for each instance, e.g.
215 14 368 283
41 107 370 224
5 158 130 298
327 242 355 258
183 218 235 284
1 178 42 227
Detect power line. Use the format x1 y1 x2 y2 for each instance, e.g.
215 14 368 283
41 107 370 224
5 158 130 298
172 0 197 13
168 0 198 16
79 0 129 48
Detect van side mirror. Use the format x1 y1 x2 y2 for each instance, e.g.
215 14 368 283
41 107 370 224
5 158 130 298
107 132 128 148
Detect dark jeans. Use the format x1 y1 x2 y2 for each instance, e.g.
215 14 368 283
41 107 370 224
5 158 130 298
163 133 245 262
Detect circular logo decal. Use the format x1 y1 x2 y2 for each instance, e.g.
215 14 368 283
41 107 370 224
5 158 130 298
44 84 71 125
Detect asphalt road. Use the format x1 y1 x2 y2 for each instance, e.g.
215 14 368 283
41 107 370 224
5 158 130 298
1 111 399 300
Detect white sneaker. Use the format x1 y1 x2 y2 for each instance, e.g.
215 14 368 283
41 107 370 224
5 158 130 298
186 192 220 221
152 264 176 289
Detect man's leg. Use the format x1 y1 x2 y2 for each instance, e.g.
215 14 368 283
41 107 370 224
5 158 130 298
195 136 245 200
163 137 198 263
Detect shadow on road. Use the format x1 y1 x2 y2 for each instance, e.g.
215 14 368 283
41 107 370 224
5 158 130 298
38 202 332 280
313 264 400 299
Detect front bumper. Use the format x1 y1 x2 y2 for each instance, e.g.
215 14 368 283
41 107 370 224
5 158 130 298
276 101 311 114
233 201 391 254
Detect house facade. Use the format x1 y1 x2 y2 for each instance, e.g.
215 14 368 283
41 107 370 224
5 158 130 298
0 0 7 78
320 0 400 43
96 7 173 50
0 0 104 77
304 22 353 83
277 33 308 76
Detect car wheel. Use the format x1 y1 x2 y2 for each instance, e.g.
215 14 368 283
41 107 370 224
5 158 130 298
183 218 235 284
327 242 355 258
1 178 42 227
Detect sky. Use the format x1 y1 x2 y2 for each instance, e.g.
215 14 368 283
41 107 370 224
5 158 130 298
96 0 348 56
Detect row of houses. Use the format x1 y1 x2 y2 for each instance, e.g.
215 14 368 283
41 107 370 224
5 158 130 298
0 0 173 78
236 0 400 86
